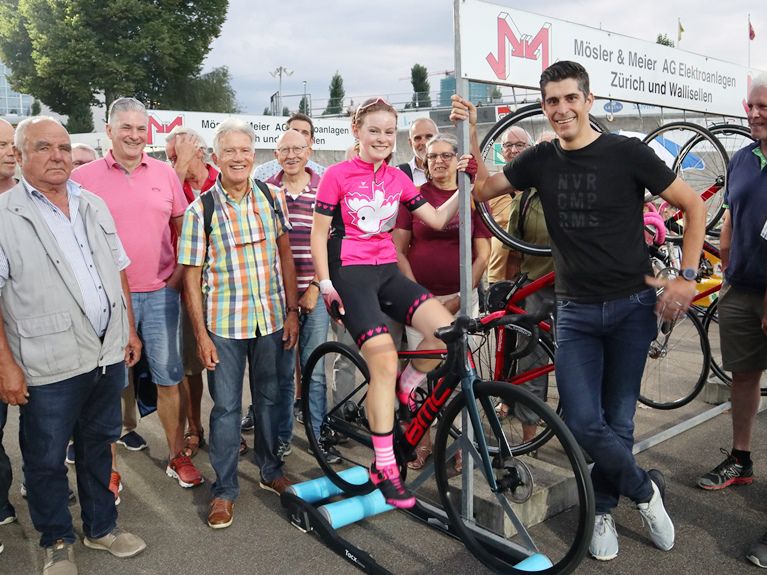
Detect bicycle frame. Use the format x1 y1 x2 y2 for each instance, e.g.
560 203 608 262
398 313 530 493
493 271 555 382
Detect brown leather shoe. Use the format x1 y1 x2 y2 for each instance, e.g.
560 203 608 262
259 476 293 495
207 498 234 529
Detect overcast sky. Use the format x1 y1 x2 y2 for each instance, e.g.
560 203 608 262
202 0 766 114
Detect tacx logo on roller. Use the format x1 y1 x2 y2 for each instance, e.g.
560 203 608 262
486 13 551 80
147 114 184 145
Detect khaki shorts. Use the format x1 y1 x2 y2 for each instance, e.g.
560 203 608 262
718 283 767 373
181 304 204 376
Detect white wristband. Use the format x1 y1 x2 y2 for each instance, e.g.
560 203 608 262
319 279 334 294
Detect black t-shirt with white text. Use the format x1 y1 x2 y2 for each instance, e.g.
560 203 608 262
503 134 676 302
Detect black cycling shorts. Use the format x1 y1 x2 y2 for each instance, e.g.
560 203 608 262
330 263 433 348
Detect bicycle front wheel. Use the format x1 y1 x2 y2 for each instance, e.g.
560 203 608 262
639 309 710 409
433 381 594 575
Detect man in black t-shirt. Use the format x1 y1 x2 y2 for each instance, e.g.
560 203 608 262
452 61 706 562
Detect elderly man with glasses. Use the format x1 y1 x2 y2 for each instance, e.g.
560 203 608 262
486 126 533 284
267 130 337 463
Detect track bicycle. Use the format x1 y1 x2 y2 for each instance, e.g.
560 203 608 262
301 312 594 574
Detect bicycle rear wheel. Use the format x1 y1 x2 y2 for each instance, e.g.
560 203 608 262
301 341 376 495
433 381 594 575
639 309 710 409
486 334 560 454
642 122 728 237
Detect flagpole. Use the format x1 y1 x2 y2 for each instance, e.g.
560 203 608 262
748 13 751 72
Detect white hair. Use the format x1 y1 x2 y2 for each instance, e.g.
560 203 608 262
166 125 211 163
212 119 256 157
502 125 533 145
108 97 147 124
751 73 767 95
71 142 98 158
14 116 64 156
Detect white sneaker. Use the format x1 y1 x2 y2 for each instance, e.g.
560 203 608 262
589 513 619 561
637 469 675 551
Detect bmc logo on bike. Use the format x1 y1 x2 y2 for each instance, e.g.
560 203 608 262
486 13 551 80
147 114 184 145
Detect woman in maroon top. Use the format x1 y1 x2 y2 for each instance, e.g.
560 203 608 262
393 134 491 469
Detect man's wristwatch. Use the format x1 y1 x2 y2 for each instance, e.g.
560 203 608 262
286 306 300 314
310 280 321 290
680 267 697 281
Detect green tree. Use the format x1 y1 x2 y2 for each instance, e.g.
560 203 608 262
410 63 431 108
490 85 502 101
0 0 228 116
263 107 271 116
65 101 94 133
30 99 40 115
656 33 675 47
298 95 309 115
164 66 240 113
323 71 344 115
282 106 290 116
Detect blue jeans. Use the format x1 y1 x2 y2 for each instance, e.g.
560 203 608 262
130 286 184 387
555 287 657 513
21 363 124 547
277 303 330 440
0 402 12 517
207 330 284 500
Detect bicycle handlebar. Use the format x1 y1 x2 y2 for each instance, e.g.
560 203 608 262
434 312 542 347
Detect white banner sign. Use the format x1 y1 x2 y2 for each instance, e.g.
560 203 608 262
145 110 354 151
460 0 761 118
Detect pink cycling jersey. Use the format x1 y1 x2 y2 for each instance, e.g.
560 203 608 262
315 157 426 266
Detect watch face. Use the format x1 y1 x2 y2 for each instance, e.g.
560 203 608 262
681 268 697 281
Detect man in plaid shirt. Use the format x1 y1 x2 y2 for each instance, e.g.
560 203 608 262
178 119 299 529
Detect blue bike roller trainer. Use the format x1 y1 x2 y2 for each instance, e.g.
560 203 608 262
514 553 554 571
286 466 369 504
318 490 394 529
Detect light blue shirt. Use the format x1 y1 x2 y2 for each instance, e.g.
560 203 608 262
252 158 325 182
0 179 130 336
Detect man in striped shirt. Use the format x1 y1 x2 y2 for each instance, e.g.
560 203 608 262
268 130 335 462
178 119 299 529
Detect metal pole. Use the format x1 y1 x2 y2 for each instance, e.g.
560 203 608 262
454 0 474 522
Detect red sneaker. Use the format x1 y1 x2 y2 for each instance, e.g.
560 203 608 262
166 453 205 488
109 470 123 505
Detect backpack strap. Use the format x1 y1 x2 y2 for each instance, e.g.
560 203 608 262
397 162 414 182
516 188 535 239
200 179 287 264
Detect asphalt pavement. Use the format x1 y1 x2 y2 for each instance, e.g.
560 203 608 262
1 387 766 575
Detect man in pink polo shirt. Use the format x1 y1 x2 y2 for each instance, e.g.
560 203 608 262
72 97 203 489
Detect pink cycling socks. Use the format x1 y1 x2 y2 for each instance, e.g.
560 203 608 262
371 431 397 469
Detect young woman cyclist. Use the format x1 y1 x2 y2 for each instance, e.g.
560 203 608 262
311 98 473 508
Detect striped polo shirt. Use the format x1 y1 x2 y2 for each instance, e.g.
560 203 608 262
267 168 320 293
177 175 290 339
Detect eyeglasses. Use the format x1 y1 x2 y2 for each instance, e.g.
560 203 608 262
276 145 309 156
501 142 528 151
426 152 457 162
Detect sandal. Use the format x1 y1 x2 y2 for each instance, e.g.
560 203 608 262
495 401 511 420
183 429 205 458
407 443 432 470
453 450 463 474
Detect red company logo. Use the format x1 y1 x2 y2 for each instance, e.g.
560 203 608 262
486 13 551 80
147 114 183 145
